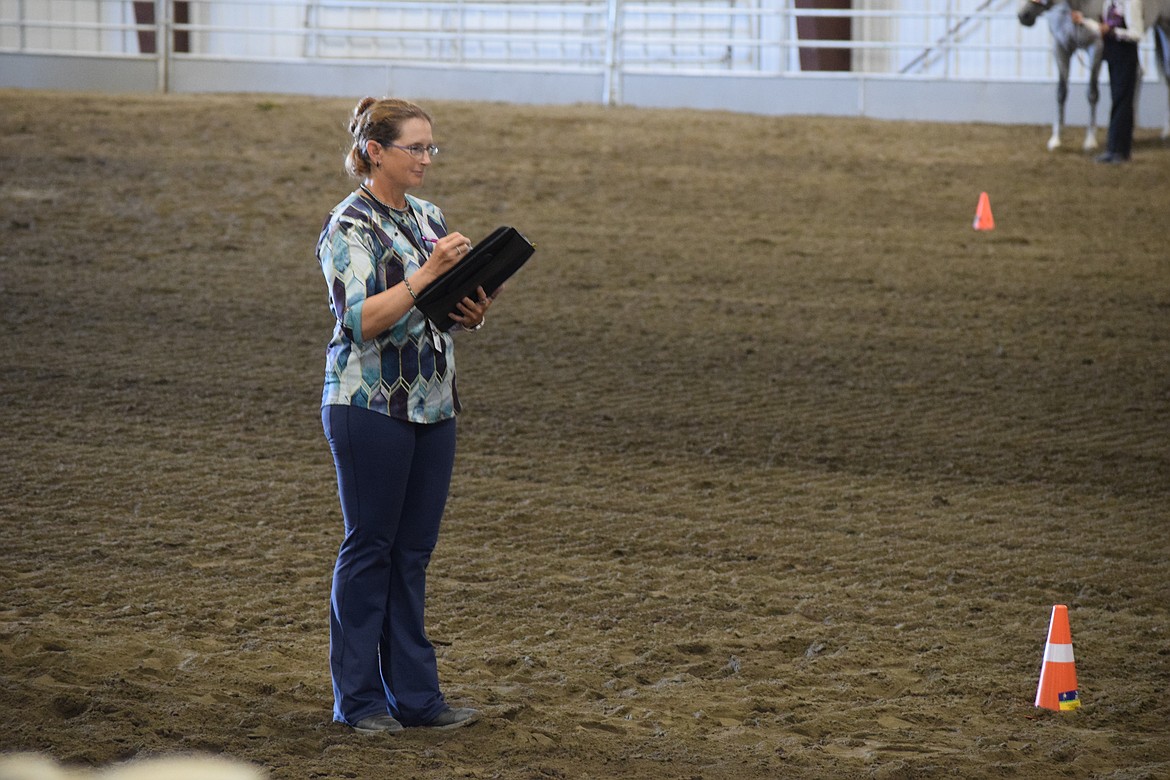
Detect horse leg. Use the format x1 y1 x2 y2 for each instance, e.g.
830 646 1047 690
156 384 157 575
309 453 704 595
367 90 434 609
1051 44 1072 151
1050 102 1065 151
1051 79 1067 150
1053 46 1071 150
1085 44 1102 151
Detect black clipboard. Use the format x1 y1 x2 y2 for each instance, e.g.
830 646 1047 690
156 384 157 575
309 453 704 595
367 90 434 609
414 226 535 331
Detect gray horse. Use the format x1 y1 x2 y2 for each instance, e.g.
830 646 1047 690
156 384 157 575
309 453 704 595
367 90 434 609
1019 0 1105 151
1065 0 1170 140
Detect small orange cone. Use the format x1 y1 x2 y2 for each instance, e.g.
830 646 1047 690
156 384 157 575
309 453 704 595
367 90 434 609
1035 604 1080 711
973 191 995 230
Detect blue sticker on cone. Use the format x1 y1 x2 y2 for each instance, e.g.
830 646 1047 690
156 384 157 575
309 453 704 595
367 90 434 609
1058 690 1080 711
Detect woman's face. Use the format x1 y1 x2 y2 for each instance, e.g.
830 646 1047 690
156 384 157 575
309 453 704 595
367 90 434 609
374 116 434 193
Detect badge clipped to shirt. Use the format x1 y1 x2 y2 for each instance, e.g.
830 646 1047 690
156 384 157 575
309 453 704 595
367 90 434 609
428 321 445 352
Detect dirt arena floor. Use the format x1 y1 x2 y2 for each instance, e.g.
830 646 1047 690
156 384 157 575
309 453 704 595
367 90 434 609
1 89 1168 779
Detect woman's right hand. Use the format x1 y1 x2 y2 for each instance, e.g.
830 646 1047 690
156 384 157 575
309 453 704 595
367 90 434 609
362 231 473 339
426 232 474 277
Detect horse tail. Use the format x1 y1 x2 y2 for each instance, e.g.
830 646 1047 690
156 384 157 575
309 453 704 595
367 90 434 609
1155 25 1170 78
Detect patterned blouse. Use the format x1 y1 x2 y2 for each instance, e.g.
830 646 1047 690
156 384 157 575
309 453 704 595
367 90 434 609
317 191 460 423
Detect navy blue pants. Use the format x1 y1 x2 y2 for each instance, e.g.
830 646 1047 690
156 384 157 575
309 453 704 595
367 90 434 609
322 404 456 726
1103 36 1138 159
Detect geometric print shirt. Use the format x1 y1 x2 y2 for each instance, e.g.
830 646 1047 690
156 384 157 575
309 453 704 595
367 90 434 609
317 191 461 423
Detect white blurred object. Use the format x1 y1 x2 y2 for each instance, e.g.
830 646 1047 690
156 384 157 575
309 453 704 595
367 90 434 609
0 754 267 780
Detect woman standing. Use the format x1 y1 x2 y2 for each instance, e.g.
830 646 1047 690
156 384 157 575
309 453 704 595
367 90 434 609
317 97 492 734
1073 0 1146 163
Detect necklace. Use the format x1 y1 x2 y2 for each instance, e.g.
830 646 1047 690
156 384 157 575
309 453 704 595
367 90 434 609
359 184 429 255
359 183 407 212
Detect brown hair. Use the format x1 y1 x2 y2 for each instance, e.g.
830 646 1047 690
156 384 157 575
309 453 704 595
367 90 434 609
345 96 433 179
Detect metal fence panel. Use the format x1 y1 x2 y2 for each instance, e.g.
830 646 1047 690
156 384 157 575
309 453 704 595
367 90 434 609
0 0 1158 87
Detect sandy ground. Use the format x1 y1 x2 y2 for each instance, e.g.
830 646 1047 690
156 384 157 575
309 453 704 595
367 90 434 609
1 89 1168 779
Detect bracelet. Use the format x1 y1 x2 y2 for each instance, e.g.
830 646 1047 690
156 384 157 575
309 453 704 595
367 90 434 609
468 315 485 332
403 277 418 301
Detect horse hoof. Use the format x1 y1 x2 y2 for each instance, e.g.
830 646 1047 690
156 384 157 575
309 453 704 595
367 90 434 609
1047 137 1061 152
1083 137 1099 152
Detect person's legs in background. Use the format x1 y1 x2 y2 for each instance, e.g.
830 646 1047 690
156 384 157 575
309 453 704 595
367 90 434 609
1101 38 1139 161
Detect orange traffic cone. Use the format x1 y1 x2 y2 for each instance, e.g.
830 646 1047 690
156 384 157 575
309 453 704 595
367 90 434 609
1035 604 1080 711
973 191 995 231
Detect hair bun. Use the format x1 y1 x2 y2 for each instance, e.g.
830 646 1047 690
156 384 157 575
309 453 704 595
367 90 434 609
348 97 377 135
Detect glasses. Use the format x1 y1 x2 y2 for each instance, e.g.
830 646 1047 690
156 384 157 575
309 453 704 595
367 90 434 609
386 142 439 159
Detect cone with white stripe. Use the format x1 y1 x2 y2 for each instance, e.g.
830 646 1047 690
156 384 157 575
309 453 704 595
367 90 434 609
973 191 995 231
1035 604 1080 711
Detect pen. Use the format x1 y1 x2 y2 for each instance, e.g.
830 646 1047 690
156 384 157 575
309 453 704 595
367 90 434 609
424 237 474 250
423 236 481 253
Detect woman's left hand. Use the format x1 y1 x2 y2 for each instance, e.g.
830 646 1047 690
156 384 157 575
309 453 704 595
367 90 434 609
452 286 493 331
